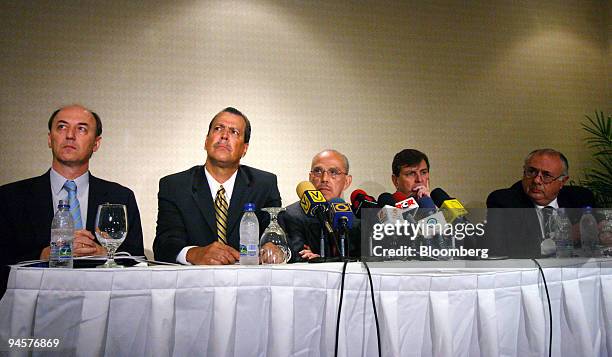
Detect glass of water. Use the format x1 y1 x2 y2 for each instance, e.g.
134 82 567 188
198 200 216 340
95 203 128 268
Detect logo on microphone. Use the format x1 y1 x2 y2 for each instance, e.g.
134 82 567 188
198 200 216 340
300 190 326 214
395 197 418 210
332 203 351 212
300 195 311 213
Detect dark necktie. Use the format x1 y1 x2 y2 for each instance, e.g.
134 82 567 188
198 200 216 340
215 186 229 244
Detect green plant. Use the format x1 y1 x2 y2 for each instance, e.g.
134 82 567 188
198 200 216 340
581 111 612 207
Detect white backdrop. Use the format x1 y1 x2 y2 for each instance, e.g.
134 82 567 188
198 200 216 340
0 1 610 257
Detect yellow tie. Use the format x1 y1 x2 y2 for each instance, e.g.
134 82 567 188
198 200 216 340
215 185 229 244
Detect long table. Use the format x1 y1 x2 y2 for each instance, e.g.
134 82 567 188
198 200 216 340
1 259 611 356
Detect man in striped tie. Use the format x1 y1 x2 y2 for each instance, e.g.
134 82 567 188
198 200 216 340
0 104 144 296
154 107 282 265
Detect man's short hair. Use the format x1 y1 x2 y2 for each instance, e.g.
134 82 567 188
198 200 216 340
524 148 569 176
312 149 350 173
392 149 429 176
48 106 103 137
208 107 252 144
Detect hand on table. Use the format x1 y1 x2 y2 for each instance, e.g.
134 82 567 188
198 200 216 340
73 229 106 257
260 242 286 264
39 229 106 260
299 244 320 261
186 242 240 265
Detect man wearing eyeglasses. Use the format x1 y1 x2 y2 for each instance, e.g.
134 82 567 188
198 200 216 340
484 148 595 258
280 149 357 261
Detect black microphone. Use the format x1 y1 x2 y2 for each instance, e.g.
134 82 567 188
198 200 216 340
377 192 396 208
350 189 378 218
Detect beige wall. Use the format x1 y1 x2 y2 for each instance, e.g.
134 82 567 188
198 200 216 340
1 0 610 257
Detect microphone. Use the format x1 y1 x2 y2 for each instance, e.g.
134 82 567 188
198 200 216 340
350 189 378 218
329 198 354 258
392 191 420 214
431 188 469 223
296 181 335 257
377 192 396 208
415 195 438 221
296 181 327 217
329 198 354 230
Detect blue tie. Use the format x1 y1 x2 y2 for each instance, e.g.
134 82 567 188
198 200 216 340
63 180 83 229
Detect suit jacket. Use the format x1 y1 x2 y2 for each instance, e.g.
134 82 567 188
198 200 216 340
0 170 144 297
280 201 361 262
483 180 595 258
153 165 282 263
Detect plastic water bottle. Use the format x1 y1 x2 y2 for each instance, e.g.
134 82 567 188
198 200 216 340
579 206 598 257
554 208 573 258
239 203 259 265
49 200 74 268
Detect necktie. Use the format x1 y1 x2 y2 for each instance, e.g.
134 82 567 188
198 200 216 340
215 186 229 244
63 180 83 229
542 206 555 240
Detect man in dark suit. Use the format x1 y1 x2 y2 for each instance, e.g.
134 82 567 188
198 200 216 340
484 148 595 258
281 149 359 261
0 105 144 296
153 107 281 265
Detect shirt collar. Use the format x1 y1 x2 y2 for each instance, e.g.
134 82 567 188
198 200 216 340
50 168 90 194
203 165 238 201
535 197 559 210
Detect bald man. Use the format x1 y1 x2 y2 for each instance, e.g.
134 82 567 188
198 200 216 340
0 105 144 297
281 149 360 261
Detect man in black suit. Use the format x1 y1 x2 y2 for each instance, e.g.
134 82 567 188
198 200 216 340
484 148 595 258
153 107 281 265
0 105 144 296
281 149 359 261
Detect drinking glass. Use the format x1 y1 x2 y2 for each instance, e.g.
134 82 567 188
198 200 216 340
600 209 612 256
95 203 128 268
259 207 291 264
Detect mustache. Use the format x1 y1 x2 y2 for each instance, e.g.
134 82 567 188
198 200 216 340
213 142 232 151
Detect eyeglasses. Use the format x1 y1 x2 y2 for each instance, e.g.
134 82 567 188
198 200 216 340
523 166 566 184
310 167 347 179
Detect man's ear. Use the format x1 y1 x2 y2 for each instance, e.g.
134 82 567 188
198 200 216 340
92 136 102 153
560 175 569 186
343 175 353 192
391 175 398 190
241 143 249 158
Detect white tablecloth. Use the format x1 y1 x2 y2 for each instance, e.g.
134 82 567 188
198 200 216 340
1 260 611 357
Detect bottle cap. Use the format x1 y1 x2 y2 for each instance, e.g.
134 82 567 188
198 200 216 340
58 200 70 209
243 203 256 212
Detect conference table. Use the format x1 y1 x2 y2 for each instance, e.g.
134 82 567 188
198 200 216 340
0 258 610 357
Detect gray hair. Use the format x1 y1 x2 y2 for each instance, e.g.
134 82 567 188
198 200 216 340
524 148 569 176
312 149 350 173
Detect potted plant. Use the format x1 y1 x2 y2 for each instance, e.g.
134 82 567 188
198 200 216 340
580 111 612 207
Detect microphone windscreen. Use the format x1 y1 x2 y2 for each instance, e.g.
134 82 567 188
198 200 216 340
296 181 316 199
431 188 452 207
392 191 408 203
417 196 437 210
350 189 367 205
377 192 396 207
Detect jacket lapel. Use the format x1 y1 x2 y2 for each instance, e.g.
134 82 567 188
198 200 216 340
191 167 217 232
87 174 108 232
31 170 54 231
